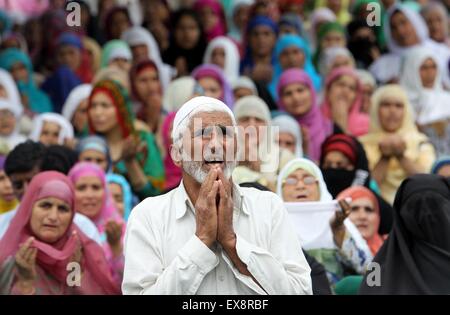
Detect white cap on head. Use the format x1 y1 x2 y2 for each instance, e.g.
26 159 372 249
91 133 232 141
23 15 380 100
171 96 236 145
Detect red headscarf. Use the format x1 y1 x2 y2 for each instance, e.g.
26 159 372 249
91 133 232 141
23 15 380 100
0 171 120 294
337 186 384 256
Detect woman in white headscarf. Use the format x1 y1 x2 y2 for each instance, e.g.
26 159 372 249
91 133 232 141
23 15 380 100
61 84 92 138
29 113 74 146
0 68 32 137
318 47 356 78
276 157 373 286
400 47 450 157
203 36 240 82
122 26 175 91
272 114 304 158
307 7 337 51
421 1 450 48
0 99 26 151
369 3 450 85
232 95 294 191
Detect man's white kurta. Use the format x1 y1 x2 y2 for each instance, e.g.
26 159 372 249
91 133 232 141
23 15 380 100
122 182 312 295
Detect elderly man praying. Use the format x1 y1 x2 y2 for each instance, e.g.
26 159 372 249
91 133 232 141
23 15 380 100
122 96 312 295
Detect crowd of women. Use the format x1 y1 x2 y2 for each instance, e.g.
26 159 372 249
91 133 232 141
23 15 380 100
0 0 449 295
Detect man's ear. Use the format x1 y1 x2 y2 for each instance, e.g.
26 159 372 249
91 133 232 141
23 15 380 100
170 144 183 167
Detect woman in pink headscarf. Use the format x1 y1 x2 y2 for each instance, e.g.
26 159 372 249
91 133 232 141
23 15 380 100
193 0 227 42
337 186 385 256
0 171 120 295
277 68 333 162
161 112 182 191
321 67 370 137
192 63 235 108
68 162 125 285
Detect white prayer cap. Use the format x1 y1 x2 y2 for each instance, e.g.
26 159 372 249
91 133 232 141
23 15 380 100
171 96 236 144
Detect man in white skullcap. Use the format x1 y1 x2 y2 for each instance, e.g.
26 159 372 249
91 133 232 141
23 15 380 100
122 96 312 295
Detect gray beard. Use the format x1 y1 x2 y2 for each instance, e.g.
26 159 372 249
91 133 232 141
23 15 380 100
182 160 236 183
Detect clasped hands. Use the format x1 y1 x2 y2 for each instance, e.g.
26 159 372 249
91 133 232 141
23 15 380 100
194 166 236 251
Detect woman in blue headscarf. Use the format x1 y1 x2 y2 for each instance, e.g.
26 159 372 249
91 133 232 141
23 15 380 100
268 34 322 100
0 48 53 113
240 15 278 83
106 173 134 222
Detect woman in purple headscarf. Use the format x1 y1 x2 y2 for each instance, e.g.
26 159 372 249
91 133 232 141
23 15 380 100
277 68 333 163
192 63 234 108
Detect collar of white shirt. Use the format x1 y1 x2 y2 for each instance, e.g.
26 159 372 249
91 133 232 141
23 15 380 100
174 179 250 220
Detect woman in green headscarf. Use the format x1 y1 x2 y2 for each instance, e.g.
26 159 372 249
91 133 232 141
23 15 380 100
0 48 53 113
87 79 165 200
100 40 132 72
313 21 346 67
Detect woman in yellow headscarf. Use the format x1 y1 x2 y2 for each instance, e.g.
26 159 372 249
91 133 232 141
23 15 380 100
359 84 435 204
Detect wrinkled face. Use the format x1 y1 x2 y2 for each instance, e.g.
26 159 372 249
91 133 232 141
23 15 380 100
233 87 254 101
175 15 201 50
0 109 16 136
39 121 61 146
277 131 296 154
109 11 130 39
250 25 276 57
131 44 149 63
79 149 108 172
9 166 40 200
322 31 346 50
279 46 305 70
281 83 312 116
322 151 355 171
30 197 72 244
424 9 446 43
108 182 124 217
199 6 218 31
211 47 226 70
74 175 104 219
419 58 437 88
348 197 378 240
327 75 358 108
57 45 81 71
177 111 237 183
0 170 15 202
437 165 450 177
390 11 420 47
282 168 320 202
72 99 89 133
198 77 223 100
135 66 161 102
378 96 405 132
10 62 28 83
88 91 118 134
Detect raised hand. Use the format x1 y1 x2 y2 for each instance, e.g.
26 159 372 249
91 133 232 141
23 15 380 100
216 167 235 249
15 237 38 284
330 199 352 248
194 168 220 248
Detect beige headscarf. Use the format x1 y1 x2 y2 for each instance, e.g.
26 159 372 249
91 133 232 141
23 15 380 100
359 84 435 203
